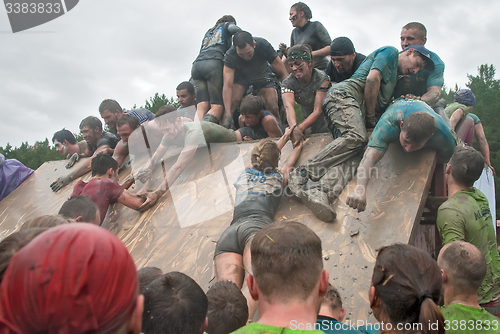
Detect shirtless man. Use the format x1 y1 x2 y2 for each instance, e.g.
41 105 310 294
52 129 88 168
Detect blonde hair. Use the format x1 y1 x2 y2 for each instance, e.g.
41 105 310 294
251 139 280 173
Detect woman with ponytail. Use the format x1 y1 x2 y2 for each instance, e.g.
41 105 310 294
213 125 303 321
369 244 445 334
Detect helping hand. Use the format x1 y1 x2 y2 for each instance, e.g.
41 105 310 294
134 167 152 184
137 191 161 212
65 153 80 169
50 175 72 192
346 185 367 212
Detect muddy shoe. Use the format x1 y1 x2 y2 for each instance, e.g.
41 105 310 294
287 167 309 197
298 188 336 222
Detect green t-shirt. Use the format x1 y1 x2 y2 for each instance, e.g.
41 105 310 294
441 304 500 333
160 121 236 148
437 188 500 303
231 322 324 334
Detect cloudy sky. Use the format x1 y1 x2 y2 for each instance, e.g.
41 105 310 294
1 0 498 148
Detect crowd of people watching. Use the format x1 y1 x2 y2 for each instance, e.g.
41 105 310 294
0 1 498 333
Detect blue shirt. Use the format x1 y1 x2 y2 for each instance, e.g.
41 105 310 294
334 46 399 114
368 98 457 162
125 108 154 124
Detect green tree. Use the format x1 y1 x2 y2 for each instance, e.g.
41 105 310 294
142 93 179 114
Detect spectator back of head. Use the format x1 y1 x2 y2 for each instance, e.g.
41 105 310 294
58 195 100 225
142 271 208 334
0 228 47 283
206 280 248 334
438 241 486 294
372 244 444 334
19 214 69 231
449 146 484 187
0 223 142 334
251 221 323 301
138 266 163 294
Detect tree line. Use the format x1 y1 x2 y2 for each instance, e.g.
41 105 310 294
1 65 498 214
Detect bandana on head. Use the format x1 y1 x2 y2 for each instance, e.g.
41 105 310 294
288 50 311 62
0 223 139 334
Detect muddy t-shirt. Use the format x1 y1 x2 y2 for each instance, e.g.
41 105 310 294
368 98 457 162
195 22 241 62
437 188 500 304
282 68 330 118
87 131 120 154
325 53 366 84
232 168 283 221
291 21 332 70
71 178 124 225
334 46 399 115
224 37 278 81
441 304 500 334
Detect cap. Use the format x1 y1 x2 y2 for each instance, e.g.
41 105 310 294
330 37 355 57
403 44 435 71
454 89 476 106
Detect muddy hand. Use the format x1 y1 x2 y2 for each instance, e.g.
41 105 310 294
138 191 160 212
346 185 367 212
221 114 234 129
134 167 152 184
50 175 72 192
65 153 80 169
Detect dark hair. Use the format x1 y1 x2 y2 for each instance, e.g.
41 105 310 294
321 283 343 314
142 271 208 334
448 146 484 187
138 266 164 295
52 129 77 145
240 95 265 116
98 99 123 114
58 195 99 223
210 15 236 32
291 2 312 20
117 114 140 130
402 22 427 38
233 31 253 49
176 81 195 95
251 221 323 301
79 116 103 132
0 228 48 282
372 244 444 334
206 280 248 334
91 153 118 177
19 215 69 231
155 105 180 125
401 112 435 144
251 138 280 173
438 241 486 294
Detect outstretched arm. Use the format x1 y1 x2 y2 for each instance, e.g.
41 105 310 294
222 65 236 126
270 56 289 82
50 145 111 192
420 85 441 106
346 147 385 212
364 69 382 127
117 189 146 210
112 140 129 168
281 141 303 186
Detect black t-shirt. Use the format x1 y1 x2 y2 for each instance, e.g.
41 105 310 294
87 131 120 153
224 37 278 81
325 53 366 84
195 22 241 62
291 21 332 70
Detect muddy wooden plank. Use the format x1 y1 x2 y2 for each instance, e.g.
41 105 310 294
0 133 436 323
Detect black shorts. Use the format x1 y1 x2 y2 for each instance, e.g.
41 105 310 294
191 59 224 105
214 213 272 257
